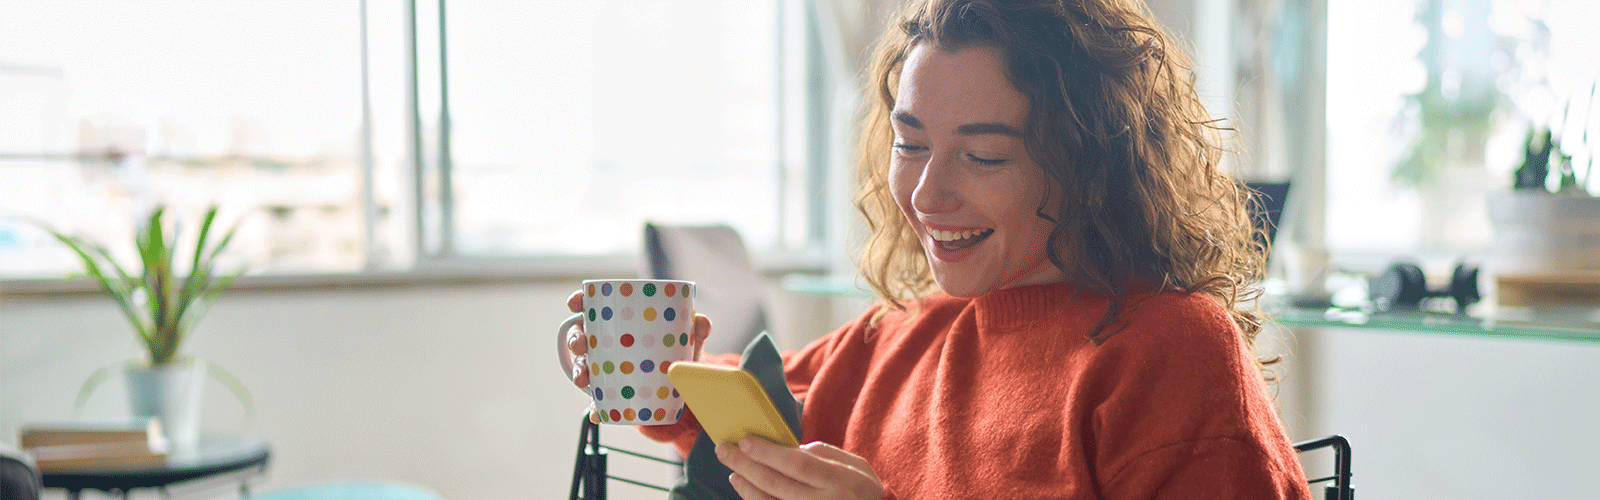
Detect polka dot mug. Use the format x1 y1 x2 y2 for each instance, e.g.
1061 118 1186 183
559 279 695 425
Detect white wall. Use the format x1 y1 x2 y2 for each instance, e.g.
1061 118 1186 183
9 1 1599 498
16 277 1600 500
0 276 836 500
1286 325 1600 499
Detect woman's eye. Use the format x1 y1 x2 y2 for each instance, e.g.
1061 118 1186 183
967 153 1006 166
892 143 927 154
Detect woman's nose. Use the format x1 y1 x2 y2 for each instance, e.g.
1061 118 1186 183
911 154 960 214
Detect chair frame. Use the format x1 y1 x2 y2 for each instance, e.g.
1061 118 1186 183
1293 435 1354 500
568 415 683 500
570 417 1351 499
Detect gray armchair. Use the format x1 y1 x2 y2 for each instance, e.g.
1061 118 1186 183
1 443 42 500
640 222 770 357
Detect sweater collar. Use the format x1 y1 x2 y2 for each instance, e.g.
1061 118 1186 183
965 282 1104 333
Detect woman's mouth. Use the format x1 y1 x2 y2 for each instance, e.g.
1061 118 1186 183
930 228 994 251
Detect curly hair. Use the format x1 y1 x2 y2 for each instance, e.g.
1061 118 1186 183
854 0 1272 353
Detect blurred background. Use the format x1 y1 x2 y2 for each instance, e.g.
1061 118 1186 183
3 0 1598 498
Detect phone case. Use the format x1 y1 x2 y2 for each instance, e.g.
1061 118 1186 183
666 361 799 448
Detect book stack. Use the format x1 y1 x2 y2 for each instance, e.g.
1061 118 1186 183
19 419 170 472
1496 271 1600 308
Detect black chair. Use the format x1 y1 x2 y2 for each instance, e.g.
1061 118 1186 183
1293 435 1354 500
1 443 42 500
570 423 1354 500
569 414 683 500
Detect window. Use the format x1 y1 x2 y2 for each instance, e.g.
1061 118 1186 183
0 0 400 276
1324 0 1599 256
436 0 790 257
0 0 825 279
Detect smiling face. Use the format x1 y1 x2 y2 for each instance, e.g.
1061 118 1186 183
889 43 1066 298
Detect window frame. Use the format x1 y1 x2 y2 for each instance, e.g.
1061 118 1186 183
0 0 834 291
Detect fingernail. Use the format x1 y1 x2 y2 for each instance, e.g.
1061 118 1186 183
715 443 732 460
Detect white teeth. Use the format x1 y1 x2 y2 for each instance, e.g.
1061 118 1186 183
930 229 986 241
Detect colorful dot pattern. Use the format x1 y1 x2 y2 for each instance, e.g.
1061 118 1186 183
581 280 695 425
586 281 692 299
588 307 690 323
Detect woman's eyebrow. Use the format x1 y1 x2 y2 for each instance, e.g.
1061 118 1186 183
956 122 1023 137
892 110 923 129
893 110 1021 137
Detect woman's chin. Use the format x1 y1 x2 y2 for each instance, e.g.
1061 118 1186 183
929 272 994 298
931 265 1068 298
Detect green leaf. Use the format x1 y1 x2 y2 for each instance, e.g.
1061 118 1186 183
174 206 222 337
207 222 241 267
71 362 124 417
201 359 256 429
145 206 188 365
179 265 246 335
136 208 170 360
52 233 150 343
82 238 154 343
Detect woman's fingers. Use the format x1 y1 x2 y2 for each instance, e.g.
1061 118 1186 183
571 354 590 388
692 314 712 361
728 472 780 500
565 288 591 388
569 288 600 423
717 438 884 500
718 440 814 498
567 325 587 357
567 323 588 356
566 288 585 312
564 299 590 388
800 442 879 482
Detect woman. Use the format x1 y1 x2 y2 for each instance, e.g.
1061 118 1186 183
565 0 1311 497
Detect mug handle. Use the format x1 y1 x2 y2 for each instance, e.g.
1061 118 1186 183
557 312 584 383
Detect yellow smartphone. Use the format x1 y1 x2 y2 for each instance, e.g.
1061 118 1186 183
666 361 799 448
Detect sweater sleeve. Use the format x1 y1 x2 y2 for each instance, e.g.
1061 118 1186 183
778 311 863 407
1102 437 1308 499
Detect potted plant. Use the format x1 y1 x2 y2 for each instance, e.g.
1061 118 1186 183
40 204 251 449
1488 124 1600 274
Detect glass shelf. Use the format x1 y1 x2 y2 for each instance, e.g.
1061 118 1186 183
1269 306 1600 344
786 274 1600 344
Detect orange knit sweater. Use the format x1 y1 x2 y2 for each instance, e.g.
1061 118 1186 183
642 283 1311 499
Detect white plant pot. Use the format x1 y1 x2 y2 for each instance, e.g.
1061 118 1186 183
126 361 204 450
1486 191 1600 273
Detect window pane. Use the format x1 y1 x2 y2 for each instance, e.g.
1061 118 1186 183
1325 0 1600 255
0 0 399 277
443 0 782 256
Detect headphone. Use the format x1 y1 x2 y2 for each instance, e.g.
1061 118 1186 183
1368 261 1481 313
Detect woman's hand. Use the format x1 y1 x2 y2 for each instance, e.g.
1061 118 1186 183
564 289 712 423
716 437 884 500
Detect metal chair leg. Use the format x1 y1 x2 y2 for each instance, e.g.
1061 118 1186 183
570 414 608 500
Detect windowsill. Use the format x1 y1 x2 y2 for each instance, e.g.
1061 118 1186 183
0 251 830 299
